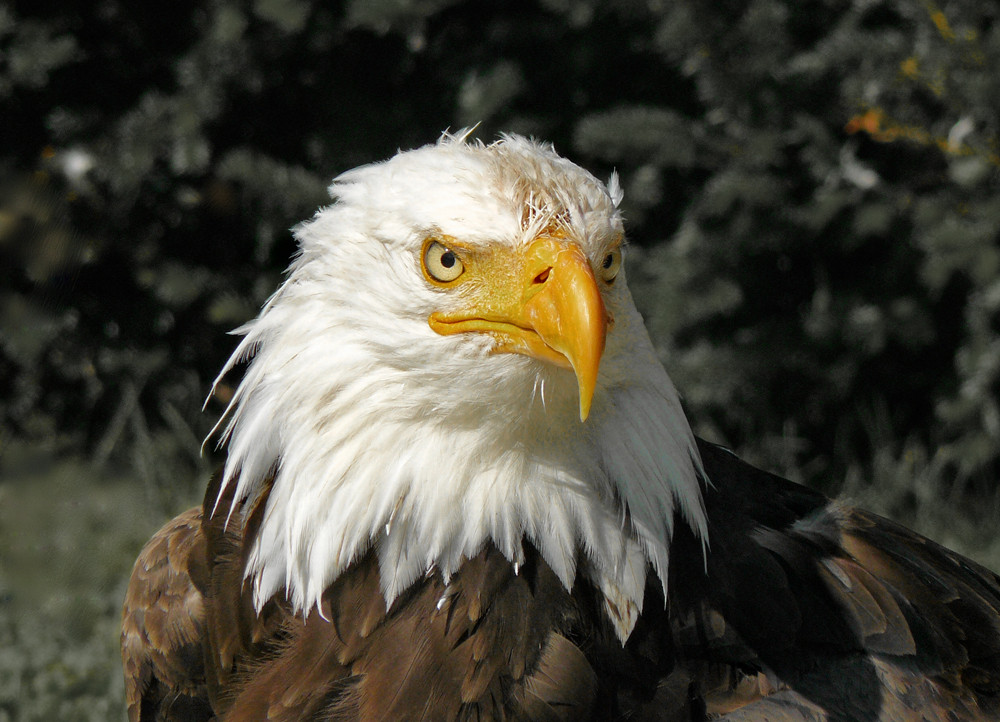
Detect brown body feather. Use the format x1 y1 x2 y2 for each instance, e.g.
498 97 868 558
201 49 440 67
123 440 1000 720
121 509 213 721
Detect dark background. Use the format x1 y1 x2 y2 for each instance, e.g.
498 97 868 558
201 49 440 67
1 0 999 717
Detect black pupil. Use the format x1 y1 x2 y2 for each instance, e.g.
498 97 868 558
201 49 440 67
603 253 614 269
441 251 456 268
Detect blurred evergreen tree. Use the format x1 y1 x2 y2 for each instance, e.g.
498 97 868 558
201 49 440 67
1 0 998 498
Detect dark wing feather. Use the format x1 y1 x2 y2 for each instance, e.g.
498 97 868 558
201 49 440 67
522 633 597 721
667 439 1000 720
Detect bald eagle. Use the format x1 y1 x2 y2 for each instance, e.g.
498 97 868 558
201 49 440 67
122 133 1000 721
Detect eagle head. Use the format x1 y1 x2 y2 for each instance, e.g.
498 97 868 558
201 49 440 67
211 132 707 642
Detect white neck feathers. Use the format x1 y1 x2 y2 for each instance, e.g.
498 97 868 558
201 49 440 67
208 134 708 642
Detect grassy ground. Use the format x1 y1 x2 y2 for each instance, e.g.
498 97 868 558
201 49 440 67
0 438 202 722
0 436 998 720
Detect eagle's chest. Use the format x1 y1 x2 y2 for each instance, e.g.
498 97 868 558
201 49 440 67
215 540 664 720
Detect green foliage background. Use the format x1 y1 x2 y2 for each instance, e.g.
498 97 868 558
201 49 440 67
1 0 999 717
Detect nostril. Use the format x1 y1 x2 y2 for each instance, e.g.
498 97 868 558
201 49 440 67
534 267 551 284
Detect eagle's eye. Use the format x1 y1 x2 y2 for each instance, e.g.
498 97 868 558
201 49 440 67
423 240 465 284
600 247 622 284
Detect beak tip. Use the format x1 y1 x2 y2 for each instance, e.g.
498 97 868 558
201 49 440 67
571 351 601 423
577 387 594 422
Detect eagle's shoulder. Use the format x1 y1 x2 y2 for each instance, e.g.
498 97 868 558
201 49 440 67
121 506 212 722
667 439 1000 719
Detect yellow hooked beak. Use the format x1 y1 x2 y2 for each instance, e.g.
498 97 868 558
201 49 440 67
428 235 609 421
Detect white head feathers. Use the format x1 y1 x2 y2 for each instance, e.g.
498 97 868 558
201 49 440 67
209 132 707 642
